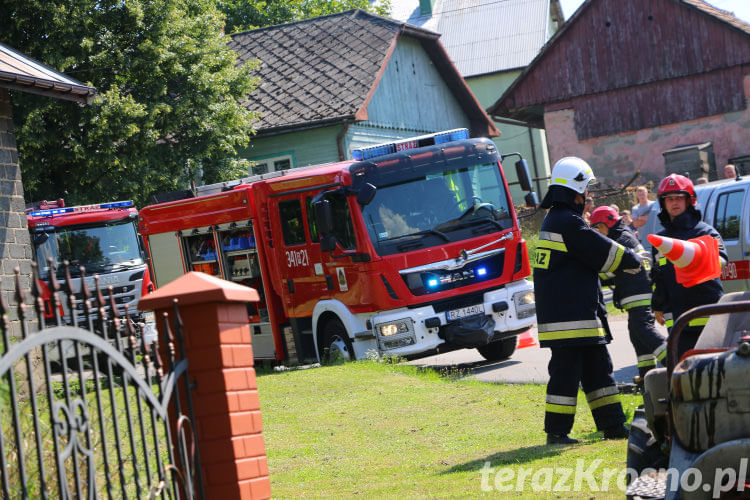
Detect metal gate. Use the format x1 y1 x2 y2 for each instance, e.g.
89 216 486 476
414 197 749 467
0 263 203 499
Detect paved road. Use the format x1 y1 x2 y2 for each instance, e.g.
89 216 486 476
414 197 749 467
407 313 669 384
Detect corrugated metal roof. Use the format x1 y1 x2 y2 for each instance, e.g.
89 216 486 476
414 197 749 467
389 0 553 76
0 43 96 104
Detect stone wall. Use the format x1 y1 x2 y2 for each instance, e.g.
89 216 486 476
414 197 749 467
0 89 34 335
543 74 750 187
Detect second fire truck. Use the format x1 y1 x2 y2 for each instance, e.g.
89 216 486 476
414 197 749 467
27 199 156 335
139 129 538 363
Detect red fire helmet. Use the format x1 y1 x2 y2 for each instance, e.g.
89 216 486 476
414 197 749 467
657 174 696 205
589 206 620 228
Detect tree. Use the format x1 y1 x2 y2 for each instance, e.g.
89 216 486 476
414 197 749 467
2 0 259 207
218 0 391 33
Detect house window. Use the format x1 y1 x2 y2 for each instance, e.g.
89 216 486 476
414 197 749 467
250 154 293 175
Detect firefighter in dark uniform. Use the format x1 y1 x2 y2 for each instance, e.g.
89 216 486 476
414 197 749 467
534 157 643 445
590 206 667 379
651 174 726 358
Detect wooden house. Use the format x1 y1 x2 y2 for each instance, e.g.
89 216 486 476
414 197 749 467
229 9 498 180
488 0 750 186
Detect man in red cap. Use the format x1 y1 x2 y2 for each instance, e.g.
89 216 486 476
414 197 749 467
651 174 727 357
590 206 667 380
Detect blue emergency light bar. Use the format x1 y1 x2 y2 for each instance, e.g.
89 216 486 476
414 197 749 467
351 128 470 161
29 200 134 217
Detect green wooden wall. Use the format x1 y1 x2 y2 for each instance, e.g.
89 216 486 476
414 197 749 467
468 71 551 201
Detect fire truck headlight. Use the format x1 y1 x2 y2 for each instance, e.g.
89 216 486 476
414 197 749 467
378 319 410 337
513 290 536 319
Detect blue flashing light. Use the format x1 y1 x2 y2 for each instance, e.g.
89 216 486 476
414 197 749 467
427 278 439 288
476 267 487 277
29 200 134 218
99 200 134 209
434 128 470 144
351 128 470 161
29 207 74 217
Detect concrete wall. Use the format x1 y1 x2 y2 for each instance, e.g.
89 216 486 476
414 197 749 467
0 89 33 335
543 74 750 187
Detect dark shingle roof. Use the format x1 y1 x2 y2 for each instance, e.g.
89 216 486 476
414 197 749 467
230 9 498 136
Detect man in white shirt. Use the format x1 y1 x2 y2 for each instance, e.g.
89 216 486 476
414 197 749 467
631 185 663 252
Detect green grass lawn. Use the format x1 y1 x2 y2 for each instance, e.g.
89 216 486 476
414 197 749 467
257 361 641 499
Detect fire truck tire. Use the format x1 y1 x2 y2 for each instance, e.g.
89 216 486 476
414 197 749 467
477 336 516 361
626 407 668 482
321 318 354 363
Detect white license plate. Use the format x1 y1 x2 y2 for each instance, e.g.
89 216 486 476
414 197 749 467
446 304 485 321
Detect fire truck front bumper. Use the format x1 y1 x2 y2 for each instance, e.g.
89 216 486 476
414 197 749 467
369 279 536 358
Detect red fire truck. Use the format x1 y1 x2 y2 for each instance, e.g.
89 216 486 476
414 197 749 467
139 129 538 363
27 199 155 332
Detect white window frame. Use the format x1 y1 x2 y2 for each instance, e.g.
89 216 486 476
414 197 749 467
250 153 294 175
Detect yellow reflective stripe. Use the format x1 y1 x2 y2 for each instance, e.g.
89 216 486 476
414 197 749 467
621 293 652 305
554 178 569 185
602 242 625 273
538 328 606 341
655 345 667 362
659 257 667 266
623 299 651 310
689 317 709 327
546 403 576 414
537 239 567 252
638 358 657 368
665 319 674 328
588 394 621 410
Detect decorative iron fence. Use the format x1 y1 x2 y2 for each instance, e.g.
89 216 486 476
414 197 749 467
0 261 203 499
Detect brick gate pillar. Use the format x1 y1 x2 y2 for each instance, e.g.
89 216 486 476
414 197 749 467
139 271 271 500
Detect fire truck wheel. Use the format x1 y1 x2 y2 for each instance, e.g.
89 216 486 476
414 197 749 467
321 318 354 363
477 336 516 361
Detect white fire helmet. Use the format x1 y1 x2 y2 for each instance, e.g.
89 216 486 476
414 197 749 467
550 157 596 194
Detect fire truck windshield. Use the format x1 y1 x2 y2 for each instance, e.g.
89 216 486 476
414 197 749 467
360 161 512 256
33 219 144 279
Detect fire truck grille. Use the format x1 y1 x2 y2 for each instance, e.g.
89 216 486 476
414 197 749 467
410 290 489 313
400 251 505 297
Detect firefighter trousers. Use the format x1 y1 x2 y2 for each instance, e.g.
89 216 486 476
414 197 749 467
544 345 625 435
627 306 667 378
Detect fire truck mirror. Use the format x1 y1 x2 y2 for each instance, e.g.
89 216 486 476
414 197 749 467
515 158 533 192
313 198 334 236
524 191 539 208
320 235 337 253
33 232 50 245
356 183 376 206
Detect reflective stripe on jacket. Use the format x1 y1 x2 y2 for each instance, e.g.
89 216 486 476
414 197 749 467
599 221 654 311
533 202 642 348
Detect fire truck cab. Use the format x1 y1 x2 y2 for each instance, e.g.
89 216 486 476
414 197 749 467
27 199 155 333
139 129 537 363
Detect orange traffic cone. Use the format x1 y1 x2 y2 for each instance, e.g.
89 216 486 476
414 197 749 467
517 329 537 348
647 234 721 287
